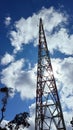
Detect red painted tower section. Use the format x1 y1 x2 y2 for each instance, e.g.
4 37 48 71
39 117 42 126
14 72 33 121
35 18 66 130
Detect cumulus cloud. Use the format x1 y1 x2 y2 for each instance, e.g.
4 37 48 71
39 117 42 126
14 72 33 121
1 53 14 65
1 59 37 99
27 103 35 130
9 7 68 53
63 111 73 130
9 16 38 53
1 59 24 90
51 57 73 127
51 57 73 96
4 16 11 26
15 64 37 99
47 28 73 54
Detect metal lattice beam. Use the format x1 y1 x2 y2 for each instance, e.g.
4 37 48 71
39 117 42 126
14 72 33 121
35 18 66 130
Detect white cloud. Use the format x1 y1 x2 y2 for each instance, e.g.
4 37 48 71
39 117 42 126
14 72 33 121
27 103 35 130
51 57 73 96
47 57 73 129
1 53 14 65
51 57 73 115
1 59 37 99
9 7 68 53
47 28 73 54
1 59 24 90
15 64 37 99
4 16 11 26
63 111 73 130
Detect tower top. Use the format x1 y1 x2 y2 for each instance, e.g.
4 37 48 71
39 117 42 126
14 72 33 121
40 18 42 22
39 18 43 25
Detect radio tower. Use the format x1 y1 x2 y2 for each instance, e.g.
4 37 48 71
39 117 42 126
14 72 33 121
35 18 66 130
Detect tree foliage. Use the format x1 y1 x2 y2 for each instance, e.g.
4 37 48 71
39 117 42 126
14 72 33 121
0 112 30 130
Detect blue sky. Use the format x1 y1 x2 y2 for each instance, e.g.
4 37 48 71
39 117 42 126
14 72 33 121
0 0 73 129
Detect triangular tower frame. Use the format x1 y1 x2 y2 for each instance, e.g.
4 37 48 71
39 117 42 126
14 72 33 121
35 18 66 130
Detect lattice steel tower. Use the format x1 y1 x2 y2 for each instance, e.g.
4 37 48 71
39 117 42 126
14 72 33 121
35 18 66 130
